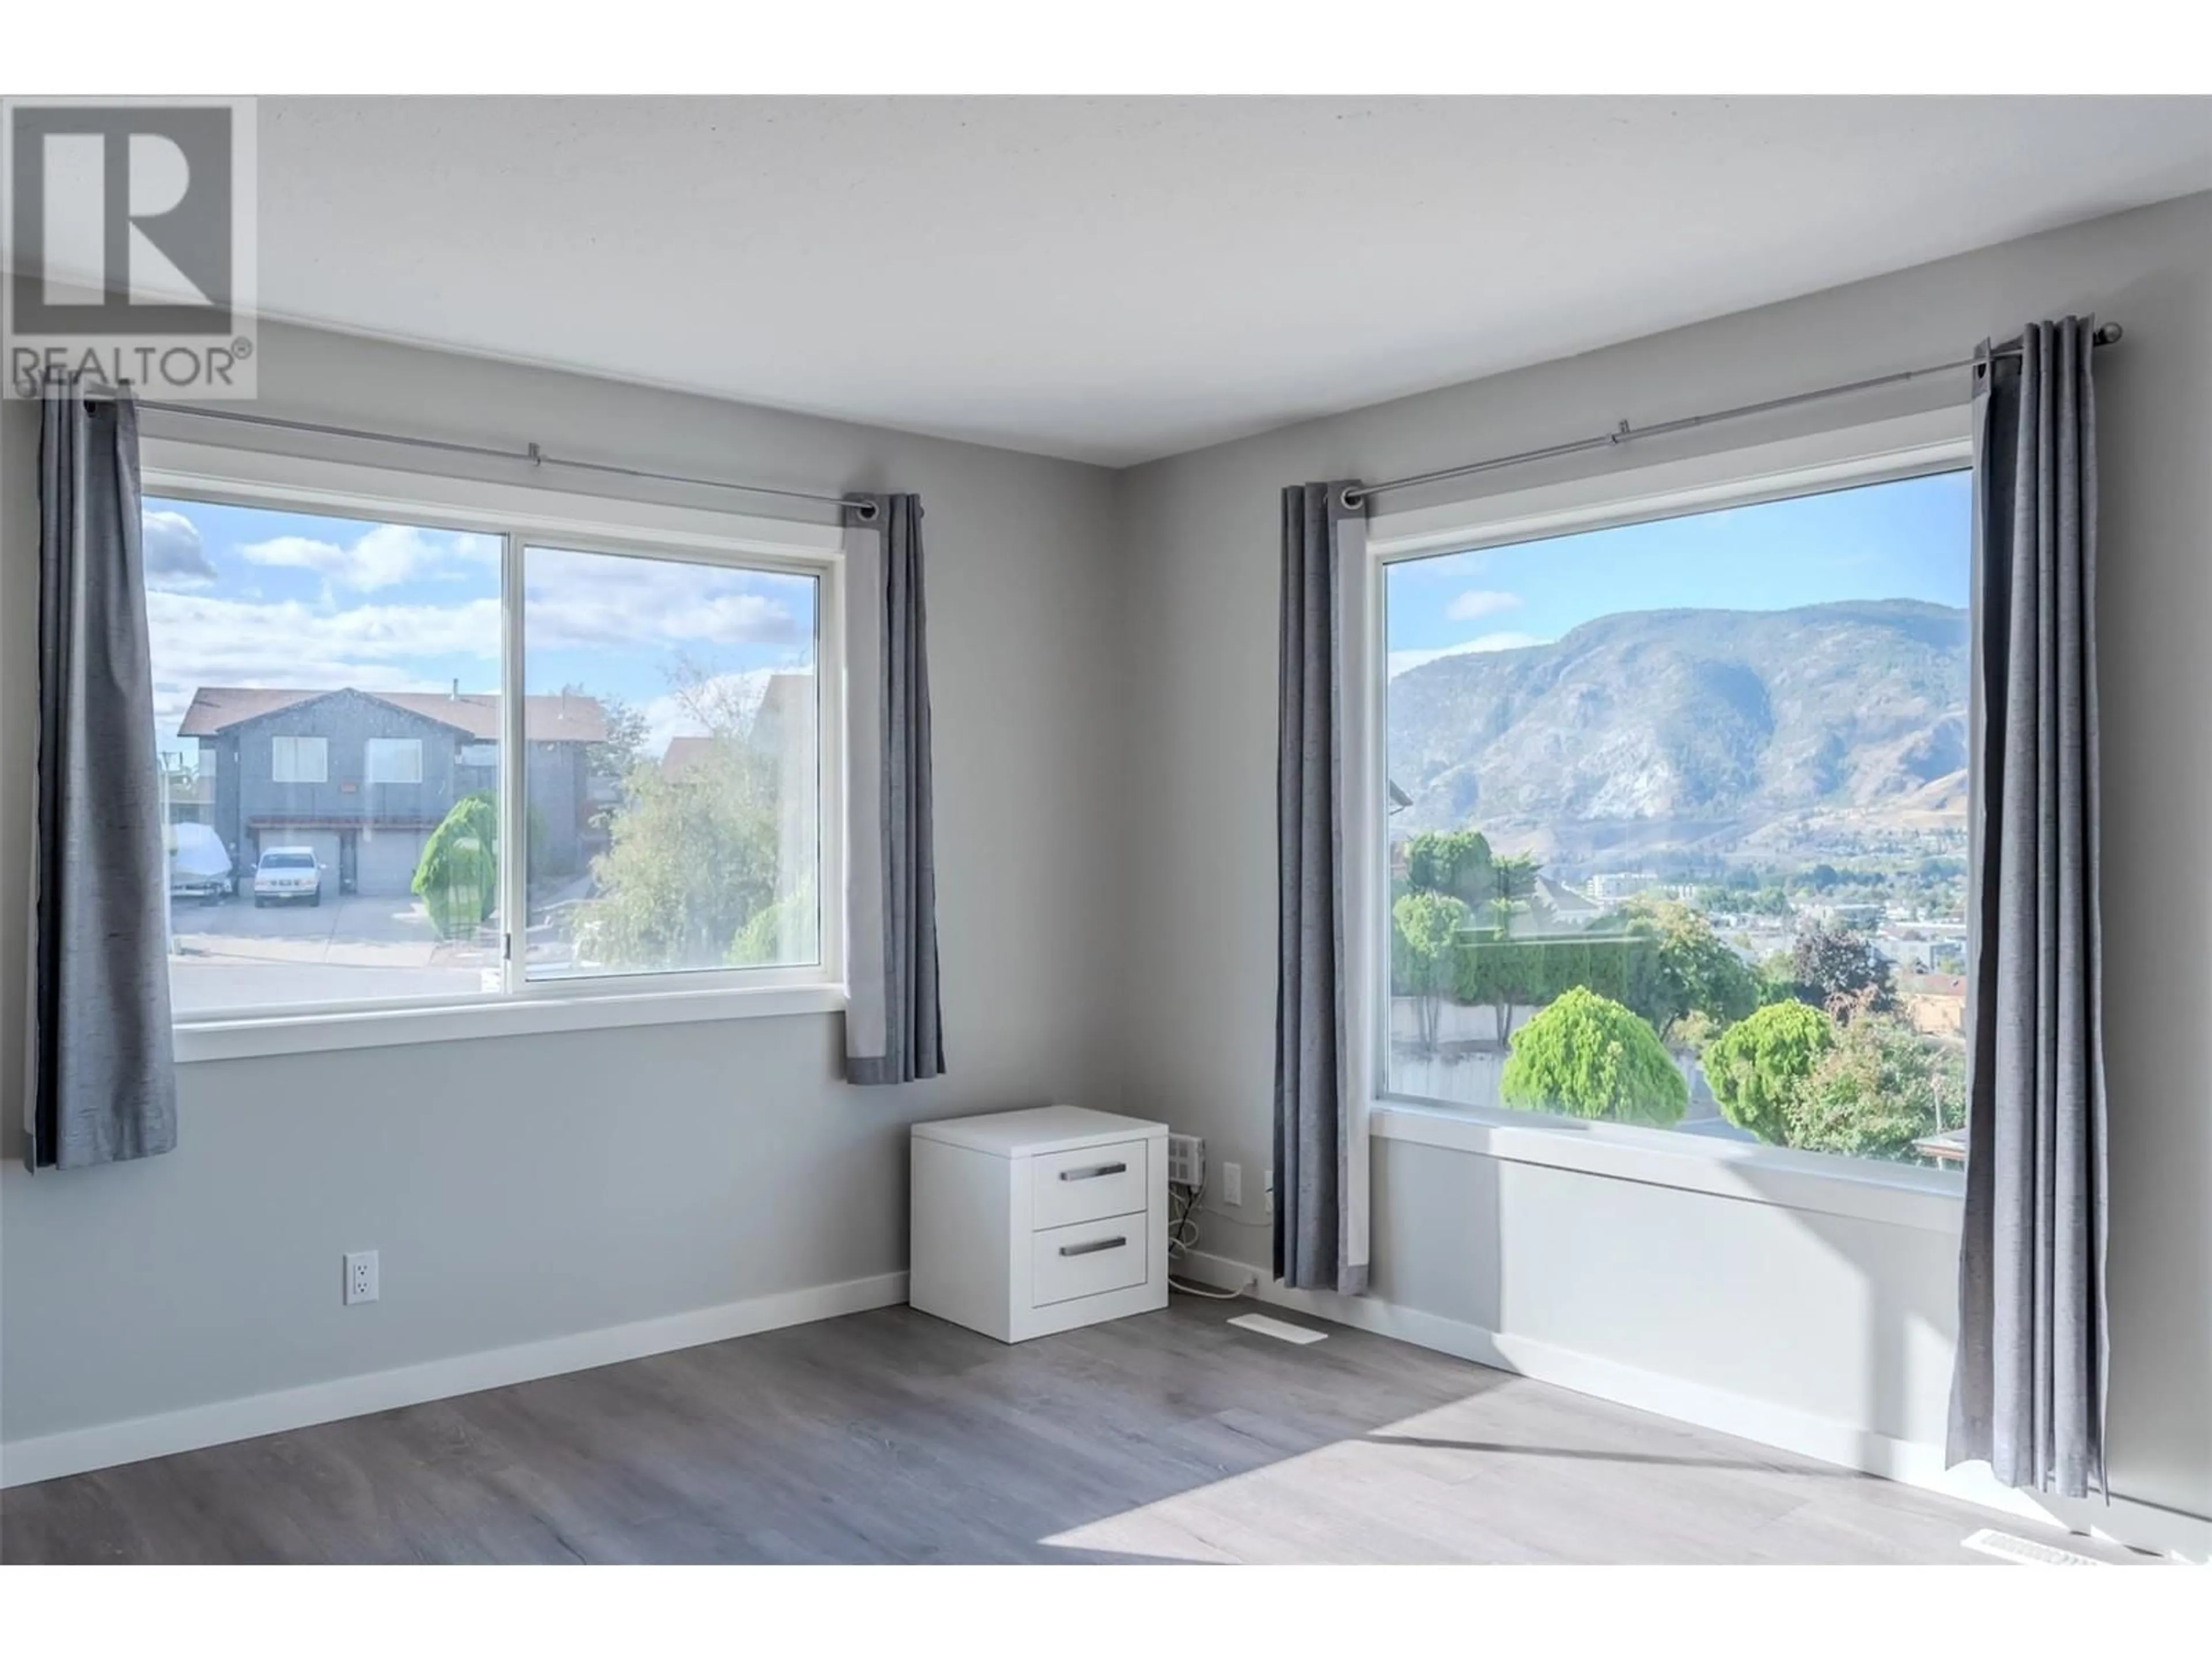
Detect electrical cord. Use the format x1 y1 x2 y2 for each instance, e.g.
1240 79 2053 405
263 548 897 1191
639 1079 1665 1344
1166 1177 1252 1300
1167 1177 1203 1260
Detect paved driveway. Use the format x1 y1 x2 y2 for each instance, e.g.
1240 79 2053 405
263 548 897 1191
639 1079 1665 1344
168 892 498 1015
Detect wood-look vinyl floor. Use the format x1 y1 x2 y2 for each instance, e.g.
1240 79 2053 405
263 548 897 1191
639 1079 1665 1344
0 1294 2153 1565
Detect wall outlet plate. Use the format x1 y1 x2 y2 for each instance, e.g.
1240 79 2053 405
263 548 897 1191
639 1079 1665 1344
1221 1162 1243 1208
344 1249 379 1305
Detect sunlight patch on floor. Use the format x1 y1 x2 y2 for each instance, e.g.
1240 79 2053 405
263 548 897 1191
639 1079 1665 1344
1037 1388 1681 1565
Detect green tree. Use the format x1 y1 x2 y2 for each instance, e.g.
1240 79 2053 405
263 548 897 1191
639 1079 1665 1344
413 791 498 938
727 876 817 968
1791 923 1898 1013
1615 896 1761 1043
1753 950 1798 1006
1405 830 1494 910
1669 1007 1726 1059
1500 986 1687 1127
1704 999 1834 1145
1393 890 1470 1051
1748 885 1794 918
1488 851 1541 935
575 656 789 975
583 689 651 791
1787 987 1961 1160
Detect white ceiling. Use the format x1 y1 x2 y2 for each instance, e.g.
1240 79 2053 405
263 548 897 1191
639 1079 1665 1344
248 96 2212 466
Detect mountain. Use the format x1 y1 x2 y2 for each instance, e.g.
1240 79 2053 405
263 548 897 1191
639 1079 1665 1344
1387 600 1969 867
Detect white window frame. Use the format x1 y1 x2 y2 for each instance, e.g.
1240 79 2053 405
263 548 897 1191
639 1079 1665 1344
143 435 851 1063
270 733 328 784
1356 407 1975 1228
362 736 424 785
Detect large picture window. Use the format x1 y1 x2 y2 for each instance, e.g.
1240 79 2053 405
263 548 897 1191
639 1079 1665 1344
1381 466 1971 1169
141 452 844 1041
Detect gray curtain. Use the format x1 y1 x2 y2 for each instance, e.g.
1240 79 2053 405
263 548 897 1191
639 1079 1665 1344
27 383 177 1171
843 493 944 1085
1946 319 2108 1498
1274 482 1369 1294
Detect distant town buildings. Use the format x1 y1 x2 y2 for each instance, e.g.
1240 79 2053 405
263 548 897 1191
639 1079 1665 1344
1584 870 1659 905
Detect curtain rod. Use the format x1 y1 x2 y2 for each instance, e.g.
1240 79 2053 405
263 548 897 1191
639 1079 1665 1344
132 399 881 521
1340 323 2123 512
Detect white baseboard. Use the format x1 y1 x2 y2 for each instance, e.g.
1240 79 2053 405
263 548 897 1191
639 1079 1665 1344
1180 1248 2208 1563
0 1270 909 1491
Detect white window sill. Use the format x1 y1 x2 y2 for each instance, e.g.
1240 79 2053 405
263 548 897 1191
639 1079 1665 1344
1369 1099 1965 1235
173 981 849 1064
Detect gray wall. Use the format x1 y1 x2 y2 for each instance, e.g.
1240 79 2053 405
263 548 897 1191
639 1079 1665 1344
4 199 2209 1527
1113 192 2212 1519
0 319 1127 1443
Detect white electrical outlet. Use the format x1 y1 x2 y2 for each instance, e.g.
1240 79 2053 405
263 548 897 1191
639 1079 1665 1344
1221 1162 1243 1207
1264 1168 1274 1217
344 1249 379 1306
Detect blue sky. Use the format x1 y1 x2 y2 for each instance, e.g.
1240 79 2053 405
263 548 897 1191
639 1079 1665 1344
142 496 816 759
1385 469 1971 676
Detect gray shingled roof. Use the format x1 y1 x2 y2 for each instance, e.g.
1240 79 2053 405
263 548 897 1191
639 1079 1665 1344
177 687 607 743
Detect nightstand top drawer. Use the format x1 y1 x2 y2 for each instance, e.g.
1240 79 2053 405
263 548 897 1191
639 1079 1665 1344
1032 1139 1147 1230
911 1105 1166 1159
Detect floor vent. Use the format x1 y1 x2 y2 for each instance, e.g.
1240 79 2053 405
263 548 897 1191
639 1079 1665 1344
1228 1312 1328 1346
1962 1528 2106 1566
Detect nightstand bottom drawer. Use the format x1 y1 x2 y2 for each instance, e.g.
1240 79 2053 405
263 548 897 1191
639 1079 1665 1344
1031 1214 1149 1306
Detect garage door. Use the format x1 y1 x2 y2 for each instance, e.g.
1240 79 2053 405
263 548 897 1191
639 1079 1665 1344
355 825 430 896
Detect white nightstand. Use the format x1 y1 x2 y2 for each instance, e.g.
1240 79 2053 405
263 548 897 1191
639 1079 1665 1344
909 1105 1169 1343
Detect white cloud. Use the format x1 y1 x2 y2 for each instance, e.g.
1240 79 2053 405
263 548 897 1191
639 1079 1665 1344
1387 632 1548 678
522 548 809 652
145 540 813 747
1445 589 1522 622
239 523 497 591
142 508 216 587
145 590 500 736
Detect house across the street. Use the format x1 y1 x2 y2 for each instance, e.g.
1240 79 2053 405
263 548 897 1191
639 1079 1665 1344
177 685 608 896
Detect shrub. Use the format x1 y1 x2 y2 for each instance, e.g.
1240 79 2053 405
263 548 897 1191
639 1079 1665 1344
1500 986 1686 1127
1703 999 1834 1145
413 792 498 938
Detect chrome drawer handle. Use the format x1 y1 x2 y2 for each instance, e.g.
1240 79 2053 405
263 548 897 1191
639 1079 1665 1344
1059 1161 1127 1182
1058 1236 1127 1257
